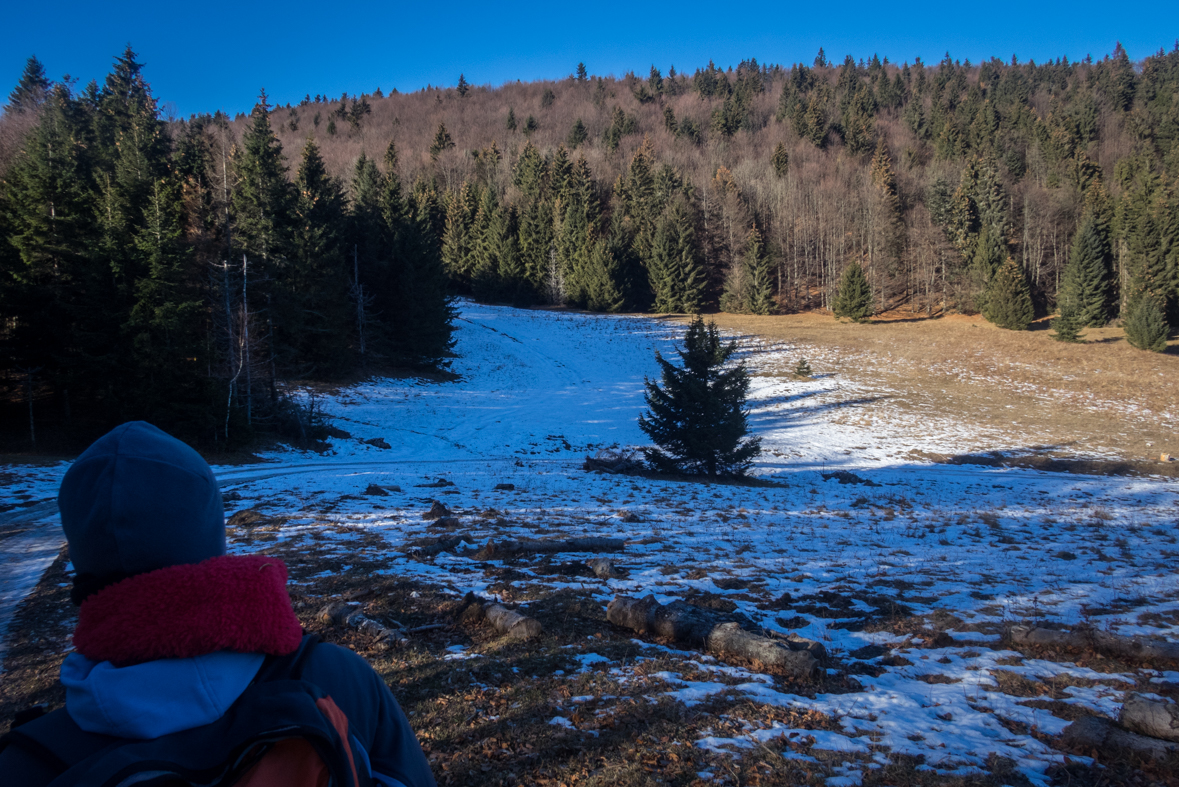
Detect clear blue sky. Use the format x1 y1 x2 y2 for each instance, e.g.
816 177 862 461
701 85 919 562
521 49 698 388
6 1 1177 118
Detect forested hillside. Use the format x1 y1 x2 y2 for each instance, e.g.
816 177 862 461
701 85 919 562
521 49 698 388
205 45 1178 331
0 50 456 448
1 44 1177 447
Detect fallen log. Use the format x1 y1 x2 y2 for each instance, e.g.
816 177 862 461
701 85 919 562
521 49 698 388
1061 715 1178 759
1010 625 1179 663
583 449 643 475
459 592 543 642
587 557 624 579
318 602 408 646
475 537 625 560
401 535 469 557
1121 693 1179 743
606 594 819 680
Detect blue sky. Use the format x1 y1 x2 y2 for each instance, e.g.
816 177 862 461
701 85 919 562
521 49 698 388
6 1 1177 118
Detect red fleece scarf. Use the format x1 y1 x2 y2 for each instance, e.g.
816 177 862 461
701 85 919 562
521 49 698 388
73 555 304 666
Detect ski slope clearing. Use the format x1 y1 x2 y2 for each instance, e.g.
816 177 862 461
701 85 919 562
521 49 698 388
2 301 1178 786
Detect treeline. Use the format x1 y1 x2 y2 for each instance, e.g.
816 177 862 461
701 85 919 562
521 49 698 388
198 45 1176 342
0 49 454 448
3 43 1179 446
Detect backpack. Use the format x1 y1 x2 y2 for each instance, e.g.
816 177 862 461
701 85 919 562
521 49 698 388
0 636 372 787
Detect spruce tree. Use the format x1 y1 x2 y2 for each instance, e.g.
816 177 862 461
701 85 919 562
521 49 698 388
771 142 789 178
982 257 1034 330
233 90 292 270
649 199 704 313
430 122 455 160
288 137 350 375
576 63 588 82
1050 298 1085 343
567 118 588 149
1123 294 1169 352
6 55 51 112
127 175 209 429
832 260 873 322
639 316 762 477
1060 208 1112 327
744 225 775 315
456 74 469 98
506 108 517 132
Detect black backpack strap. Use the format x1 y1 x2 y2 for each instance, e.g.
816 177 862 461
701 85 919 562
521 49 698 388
0 707 119 777
255 633 320 684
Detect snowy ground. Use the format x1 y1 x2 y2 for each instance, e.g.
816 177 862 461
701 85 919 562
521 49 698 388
3 301 1178 785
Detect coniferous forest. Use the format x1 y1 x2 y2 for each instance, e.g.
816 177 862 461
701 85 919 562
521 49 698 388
2 44 1178 448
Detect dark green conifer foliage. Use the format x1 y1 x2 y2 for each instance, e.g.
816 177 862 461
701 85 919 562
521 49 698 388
649 199 704 313
1050 298 1084 343
288 137 350 375
1123 294 1169 352
663 106 678 134
1060 208 1112 327
982 257 1034 330
771 142 789 178
441 182 478 286
744 225 775 315
832 260 873 321
7 55 51 112
456 74 469 97
639 316 762 477
506 108 517 132
430 123 455 160
576 63 588 82
523 115 539 136
127 175 210 429
389 175 457 367
233 90 293 270
567 118 588 149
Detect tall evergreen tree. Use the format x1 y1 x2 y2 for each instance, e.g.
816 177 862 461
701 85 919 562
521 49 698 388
832 260 873 321
744 225 775 315
982 257 1034 330
430 123 455 160
1060 207 1113 327
649 199 704 313
6 55 51 113
639 316 762 477
287 137 350 375
1122 293 1169 352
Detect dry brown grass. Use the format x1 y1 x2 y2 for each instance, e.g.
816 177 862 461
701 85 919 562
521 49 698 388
687 310 1179 469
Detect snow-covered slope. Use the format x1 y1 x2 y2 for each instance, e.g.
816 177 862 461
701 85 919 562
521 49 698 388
3 300 1177 785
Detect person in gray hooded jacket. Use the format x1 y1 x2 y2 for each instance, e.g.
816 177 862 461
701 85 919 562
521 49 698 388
0 421 435 787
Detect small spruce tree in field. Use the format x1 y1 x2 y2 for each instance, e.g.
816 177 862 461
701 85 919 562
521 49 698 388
794 358 813 378
1123 294 1170 352
982 257 1034 330
832 260 872 322
639 316 762 477
1051 298 1084 343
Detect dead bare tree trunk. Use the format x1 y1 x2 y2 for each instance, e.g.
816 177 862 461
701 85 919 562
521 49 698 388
607 594 820 679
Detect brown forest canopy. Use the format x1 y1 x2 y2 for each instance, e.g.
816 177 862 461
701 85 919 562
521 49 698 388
0 45 1177 447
